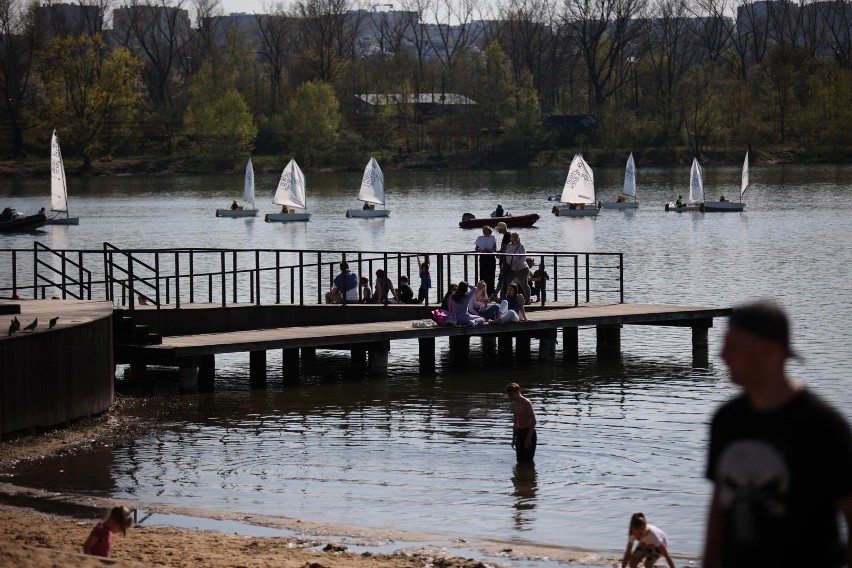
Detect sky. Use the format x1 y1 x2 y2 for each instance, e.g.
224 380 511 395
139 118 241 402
221 1 266 15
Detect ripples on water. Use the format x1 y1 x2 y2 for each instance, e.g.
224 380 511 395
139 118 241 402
3 164 852 561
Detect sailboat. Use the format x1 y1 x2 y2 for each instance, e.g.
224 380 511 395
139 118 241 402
265 159 311 222
666 158 704 212
346 157 389 218
601 152 639 209
552 154 600 217
704 152 747 212
216 158 259 217
46 130 79 225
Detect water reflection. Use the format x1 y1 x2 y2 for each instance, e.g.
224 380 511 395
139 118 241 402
511 462 538 530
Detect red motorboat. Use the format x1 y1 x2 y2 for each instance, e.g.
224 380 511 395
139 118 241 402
458 212 540 229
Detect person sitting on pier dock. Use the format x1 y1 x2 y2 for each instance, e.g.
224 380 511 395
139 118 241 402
440 284 458 310
372 268 398 304
471 280 500 320
397 275 417 304
497 283 527 323
358 276 373 303
325 261 359 304
447 281 486 326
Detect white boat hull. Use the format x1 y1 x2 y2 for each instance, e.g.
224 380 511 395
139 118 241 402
704 201 745 212
265 212 311 222
553 205 599 217
346 209 390 218
216 208 258 218
665 203 703 212
601 201 639 210
46 216 79 225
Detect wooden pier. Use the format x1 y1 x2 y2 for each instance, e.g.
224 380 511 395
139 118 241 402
1 244 731 434
118 301 729 393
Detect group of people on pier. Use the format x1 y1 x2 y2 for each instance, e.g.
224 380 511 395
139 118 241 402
324 259 431 305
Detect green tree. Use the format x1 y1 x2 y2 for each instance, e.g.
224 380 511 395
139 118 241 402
501 69 546 164
35 34 143 169
182 62 257 165
286 80 341 165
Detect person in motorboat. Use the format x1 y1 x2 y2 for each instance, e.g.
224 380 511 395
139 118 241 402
362 202 375 210
281 205 290 213
616 195 626 203
230 199 240 210
1 207 15 221
675 195 684 208
568 203 577 210
719 195 727 202
491 204 505 218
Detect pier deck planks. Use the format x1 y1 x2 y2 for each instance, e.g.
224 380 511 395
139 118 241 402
137 302 731 358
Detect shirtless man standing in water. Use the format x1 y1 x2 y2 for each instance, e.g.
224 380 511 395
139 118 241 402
506 383 537 462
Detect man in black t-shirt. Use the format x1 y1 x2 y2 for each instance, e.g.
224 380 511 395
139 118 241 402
703 301 852 568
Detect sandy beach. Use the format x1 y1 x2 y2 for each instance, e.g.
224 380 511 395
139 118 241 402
0 400 601 567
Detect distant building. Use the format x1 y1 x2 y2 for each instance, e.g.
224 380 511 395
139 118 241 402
355 93 476 116
37 2 105 39
112 5 191 50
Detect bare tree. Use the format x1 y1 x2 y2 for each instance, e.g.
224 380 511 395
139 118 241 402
818 0 852 66
114 0 194 152
641 0 703 137
295 0 361 82
560 0 648 109
427 0 482 73
495 0 567 109
0 0 40 157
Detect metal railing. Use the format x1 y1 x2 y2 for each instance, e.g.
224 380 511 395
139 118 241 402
1 244 624 308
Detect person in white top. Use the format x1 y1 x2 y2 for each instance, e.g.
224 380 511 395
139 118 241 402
621 512 675 568
474 225 497 296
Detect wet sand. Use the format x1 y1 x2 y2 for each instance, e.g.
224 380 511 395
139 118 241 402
0 401 602 567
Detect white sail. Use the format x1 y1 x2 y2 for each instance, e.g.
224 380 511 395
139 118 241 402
689 158 704 204
357 157 385 205
623 152 636 198
50 130 68 213
740 151 749 199
560 154 595 204
273 159 307 210
243 158 255 206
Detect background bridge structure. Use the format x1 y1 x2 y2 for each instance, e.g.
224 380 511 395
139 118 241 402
1 244 727 436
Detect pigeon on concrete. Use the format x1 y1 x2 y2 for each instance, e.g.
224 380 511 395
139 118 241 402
12 316 20 331
49 316 59 329
7 320 16 336
22 318 37 332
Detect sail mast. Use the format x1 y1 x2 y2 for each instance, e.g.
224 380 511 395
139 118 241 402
50 130 69 216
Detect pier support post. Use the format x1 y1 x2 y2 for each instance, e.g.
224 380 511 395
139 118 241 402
481 335 496 356
368 341 390 376
498 334 513 362
250 350 267 389
351 347 367 375
692 325 709 349
449 335 470 362
368 341 390 377
178 358 198 394
596 324 621 360
516 334 531 361
539 329 557 362
562 327 579 363
301 348 317 372
282 348 300 386
418 338 435 373
198 354 215 392
126 360 147 384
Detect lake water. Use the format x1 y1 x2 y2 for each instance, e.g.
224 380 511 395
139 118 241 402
2 163 851 564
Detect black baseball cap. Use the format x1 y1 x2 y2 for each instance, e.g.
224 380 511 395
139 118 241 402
728 300 799 358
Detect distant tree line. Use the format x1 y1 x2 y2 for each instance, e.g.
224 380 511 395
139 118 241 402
2 0 852 171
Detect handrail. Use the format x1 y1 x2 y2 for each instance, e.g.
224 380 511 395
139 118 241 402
1 246 624 308
32 242 93 300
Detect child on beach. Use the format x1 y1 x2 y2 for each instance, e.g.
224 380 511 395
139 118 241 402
621 512 675 568
82 505 133 558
